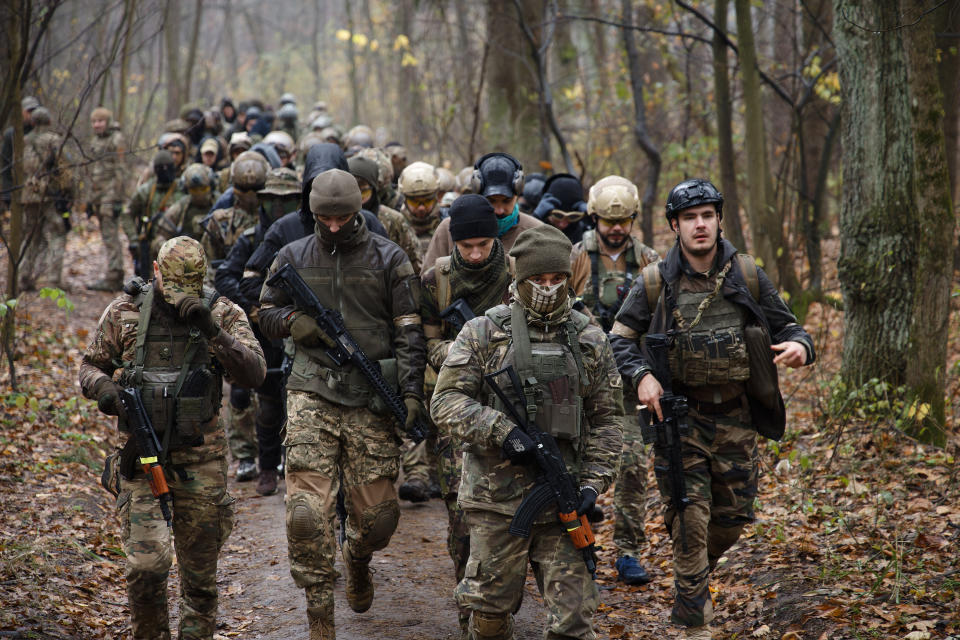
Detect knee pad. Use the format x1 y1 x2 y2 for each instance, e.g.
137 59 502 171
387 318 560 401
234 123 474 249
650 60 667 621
230 386 252 410
355 499 399 556
287 493 320 541
470 611 513 639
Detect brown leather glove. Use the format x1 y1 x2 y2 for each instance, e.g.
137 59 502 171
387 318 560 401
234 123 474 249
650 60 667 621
288 313 334 348
92 377 127 421
177 296 220 339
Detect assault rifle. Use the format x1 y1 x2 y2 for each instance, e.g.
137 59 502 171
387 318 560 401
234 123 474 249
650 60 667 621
266 263 428 443
439 298 474 332
484 365 598 577
638 333 690 551
118 388 173 528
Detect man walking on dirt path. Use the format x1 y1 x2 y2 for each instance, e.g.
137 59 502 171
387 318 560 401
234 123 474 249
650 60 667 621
258 168 427 639
608 178 815 639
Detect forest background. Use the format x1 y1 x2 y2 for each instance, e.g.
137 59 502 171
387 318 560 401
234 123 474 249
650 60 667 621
0 1 959 638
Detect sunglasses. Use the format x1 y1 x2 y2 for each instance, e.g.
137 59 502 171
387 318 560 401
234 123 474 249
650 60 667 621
405 195 437 210
360 186 374 201
598 214 637 226
548 210 585 222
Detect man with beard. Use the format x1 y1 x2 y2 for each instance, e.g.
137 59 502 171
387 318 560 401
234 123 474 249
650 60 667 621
258 169 426 639
86 106 128 291
215 167 301 496
431 225 623 640
79 236 265 640
124 150 184 280
609 178 814 639
398 161 442 251
421 152 542 274
420 194 512 636
570 175 660 586
153 163 219 250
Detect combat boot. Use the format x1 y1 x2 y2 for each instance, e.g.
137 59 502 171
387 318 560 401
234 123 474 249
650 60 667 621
684 625 714 639
341 542 374 613
615 555 652 585
236 457 257 482
256 468 278 496
398 477 429 503
307 605 335 640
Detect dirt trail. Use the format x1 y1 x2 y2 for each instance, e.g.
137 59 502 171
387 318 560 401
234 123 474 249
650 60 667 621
217 477 546 640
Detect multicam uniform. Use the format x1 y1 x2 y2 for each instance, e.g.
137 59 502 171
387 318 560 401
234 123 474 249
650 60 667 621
570 229 659 561
123 177 183 279
609 238 814 628
79 238 266 640
87 121 127 286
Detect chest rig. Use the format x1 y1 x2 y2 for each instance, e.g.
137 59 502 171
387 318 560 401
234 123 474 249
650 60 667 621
118 283 223 451
667 260 750 387
582 231 638 331
487 304 590 442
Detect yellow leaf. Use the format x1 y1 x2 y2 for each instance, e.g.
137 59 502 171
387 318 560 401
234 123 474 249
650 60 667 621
352 33 368 47
335 29 351 41
401 52 418 67
394 34 410 50
370 39 379 52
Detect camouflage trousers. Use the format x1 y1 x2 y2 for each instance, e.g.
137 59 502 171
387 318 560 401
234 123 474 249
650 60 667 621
284 391 401 617
19 201 66 289
439 438 470 634
653 403 758 628
612 412 649 556
91 202 125 281
456 509 599 640
402 435 439 485
224 383 258 461
117 456 235 640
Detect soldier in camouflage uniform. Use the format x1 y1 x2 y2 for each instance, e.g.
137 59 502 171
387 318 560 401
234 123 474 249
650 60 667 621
431 225 624 640
570 175 660 585
86 107 128 291
201 150 268 481
356 146 404 210
124 151 184 281
609 179 814 639
19 107 75 291
258 169 427 640
79 236 266 640
347 156 423 281
153 163 218 250
421 195 512 636
398 161 442 250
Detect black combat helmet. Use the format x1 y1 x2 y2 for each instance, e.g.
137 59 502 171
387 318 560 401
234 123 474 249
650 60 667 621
153 150 176 185
665 178 723 222
473 152 524 198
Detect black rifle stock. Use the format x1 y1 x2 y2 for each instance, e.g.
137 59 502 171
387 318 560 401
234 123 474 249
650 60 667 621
439 298 474 332
266 263 428 443
118 388 173 528
483 365 598 578
638 333 691 552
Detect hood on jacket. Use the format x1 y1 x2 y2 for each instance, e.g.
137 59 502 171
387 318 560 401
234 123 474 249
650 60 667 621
299 143 350 228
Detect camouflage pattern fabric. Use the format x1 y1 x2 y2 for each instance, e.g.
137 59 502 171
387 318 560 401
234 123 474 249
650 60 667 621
455 509 600 640
283 391 401 611
224 386 258 461
123 179 184 264
377 204 423 274
89 202 126 283
22 127 68 204
201 204 259 282
655 406 758 628
401 435 437 486
87 126 126 205
19 201 67 289
117 457 235 640
154 198 213 248
156 236 205 305
612 412 649 556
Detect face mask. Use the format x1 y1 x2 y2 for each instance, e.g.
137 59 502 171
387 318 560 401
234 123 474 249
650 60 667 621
517 278 568 314
314 216 358 248
155 164 176 185
497 202 520 237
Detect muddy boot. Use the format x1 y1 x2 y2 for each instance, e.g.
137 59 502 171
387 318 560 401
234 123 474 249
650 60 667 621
398 477 429 503
341 542 374 613
256 468 279 496
236 457 257 482
306 586 335 640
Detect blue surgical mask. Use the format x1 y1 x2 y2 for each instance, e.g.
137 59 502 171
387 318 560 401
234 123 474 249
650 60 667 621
497 202 520 237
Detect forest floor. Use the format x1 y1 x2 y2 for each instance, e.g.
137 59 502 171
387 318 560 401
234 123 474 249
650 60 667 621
1 222 959 639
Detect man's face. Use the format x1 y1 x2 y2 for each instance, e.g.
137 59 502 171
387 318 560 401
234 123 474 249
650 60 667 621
528 272 567 287
405 192 438 219
546 209 584 231
487 194 517 218
357 178 374 206
671 204 720 257
315 212 355 233
245 118 258 133
92 117 108 135
201 151 217 167
454 237 495 265
222 105 235 120
596 214 635 250
166 145 184 167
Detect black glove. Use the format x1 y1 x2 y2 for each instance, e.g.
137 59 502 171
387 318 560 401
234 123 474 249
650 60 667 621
577 486 598 517
177 296 220 339
238 276 263 307
288 313 333 348
501 426 536 465
92 377 127 421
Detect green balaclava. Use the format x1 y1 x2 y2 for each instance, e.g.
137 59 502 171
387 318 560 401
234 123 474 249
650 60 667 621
508 225 573 317
310 168 364 248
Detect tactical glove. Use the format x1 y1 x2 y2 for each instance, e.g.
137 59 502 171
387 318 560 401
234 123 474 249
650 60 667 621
288 313 334 348
502 426 536 465
177 296 220 339
403 395 428 434
92 377 127 421
577 486 598 517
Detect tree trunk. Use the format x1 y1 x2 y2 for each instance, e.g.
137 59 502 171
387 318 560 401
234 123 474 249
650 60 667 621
621 0 660 246
163 0 181 120
711 0 746 252
835 0 954 445
182 0 203 105
117 0 135 125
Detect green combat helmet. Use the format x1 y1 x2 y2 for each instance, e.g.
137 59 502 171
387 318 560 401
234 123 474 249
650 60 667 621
157 236 207 306
259 167 301 197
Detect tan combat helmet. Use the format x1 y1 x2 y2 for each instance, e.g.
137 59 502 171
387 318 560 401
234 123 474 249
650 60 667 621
435 167 456 195
399 162 439 197
357 147 394 192
344 125 375 153
232 151 269 190
263 131 295 159
157 236 207 306
456 166 475 194
182 163 214 189
259 167 301 197
588 175 640 219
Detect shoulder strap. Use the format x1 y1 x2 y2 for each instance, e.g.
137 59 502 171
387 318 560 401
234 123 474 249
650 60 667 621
509 302 540 424
736 254 759 301
641 261 663 311
132 285 155 386
565 316 589 386
436 255 453 310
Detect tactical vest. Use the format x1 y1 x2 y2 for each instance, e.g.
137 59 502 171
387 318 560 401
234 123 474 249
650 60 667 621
118 283 223 450
666 262 751 386
285 263 398 413
581 230 639 331
485 304 590 442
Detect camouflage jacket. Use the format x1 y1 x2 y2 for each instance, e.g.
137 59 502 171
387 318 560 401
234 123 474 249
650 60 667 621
378 204 423 274
79 287 266 464
22 127 72 204
123 179 183 244
153 196 217 252
87 125 126 205
201 204 259 280
430 304 624 519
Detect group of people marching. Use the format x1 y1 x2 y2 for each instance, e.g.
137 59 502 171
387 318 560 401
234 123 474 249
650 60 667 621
25 89 817 640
